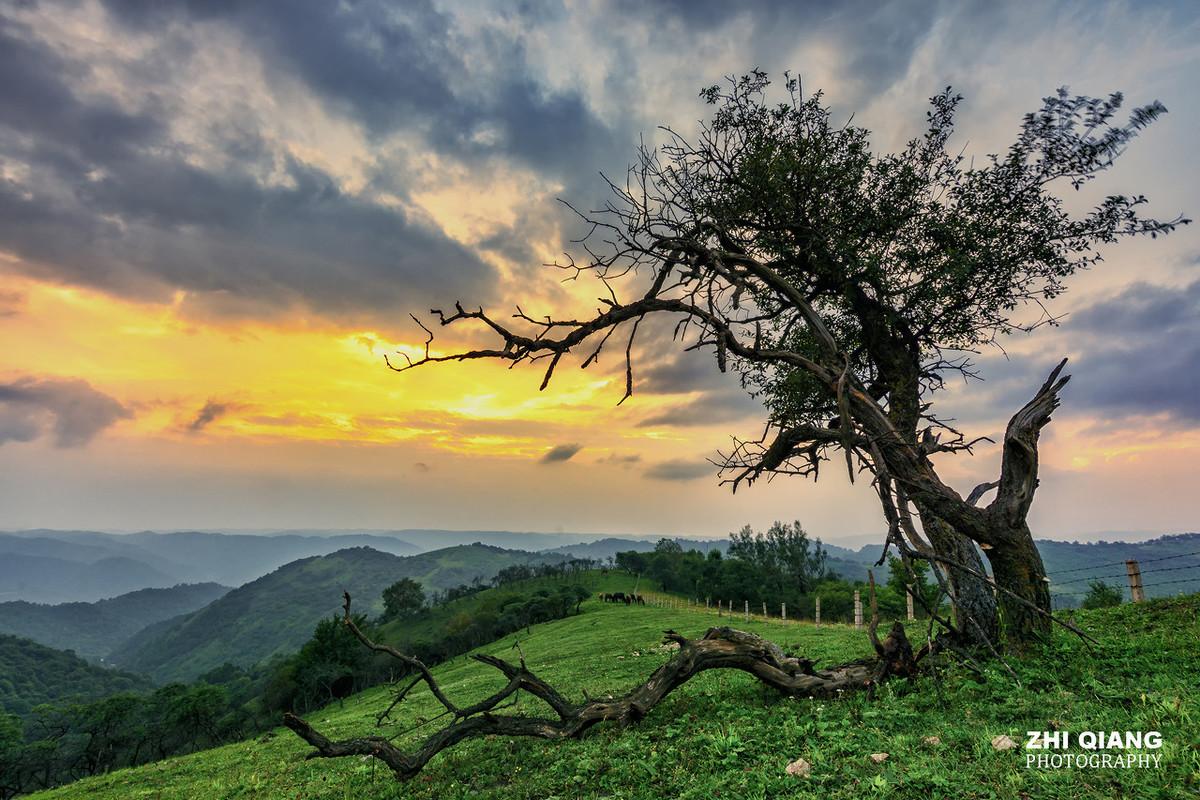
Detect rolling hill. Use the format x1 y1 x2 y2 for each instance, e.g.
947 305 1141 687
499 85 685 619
0 583 230 662
108 544 565 682
25 587 1200 800
0 635 151 719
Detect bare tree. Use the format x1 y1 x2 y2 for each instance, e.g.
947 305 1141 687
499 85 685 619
388 73 1186 648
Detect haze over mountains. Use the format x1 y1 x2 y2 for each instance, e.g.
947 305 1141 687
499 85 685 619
0 583 230 661
106 544 567 682
2 527 1197 690
0 530 422 602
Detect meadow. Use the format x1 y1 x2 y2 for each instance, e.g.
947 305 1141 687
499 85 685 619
29 580 1200 800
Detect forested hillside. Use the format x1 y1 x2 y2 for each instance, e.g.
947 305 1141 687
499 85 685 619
0 636 150 719
0 583 229 661
108 545 565 681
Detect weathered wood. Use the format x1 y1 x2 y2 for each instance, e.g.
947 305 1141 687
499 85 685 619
286 592 926 782
1125 560 1145 603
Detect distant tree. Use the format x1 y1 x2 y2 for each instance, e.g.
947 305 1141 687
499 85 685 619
390 72 1186 649
1082 580 1123 609
654 538 683 554
381 579 426 621
728 520 827 595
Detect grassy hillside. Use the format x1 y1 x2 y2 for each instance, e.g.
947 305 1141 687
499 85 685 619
108 545 564 682
31 585 1199 799
0 635 150 719
0 583 230 662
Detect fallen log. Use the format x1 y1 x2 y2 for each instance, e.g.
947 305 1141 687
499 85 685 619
284 582 927 782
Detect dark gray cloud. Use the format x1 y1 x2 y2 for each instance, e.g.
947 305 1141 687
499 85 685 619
0 9 498 319
97 0 628 188
952 280 1200 426
1069 280 1200 338
540 443 583 463
1064 280 1200 422
187 400 229 432
644 459 713 481
611 0 940 102
636 392 762 427
0 377 130 447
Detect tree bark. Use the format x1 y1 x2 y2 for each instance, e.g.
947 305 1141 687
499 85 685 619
285 594 926 782
921 515 999 646
985 523 1052 646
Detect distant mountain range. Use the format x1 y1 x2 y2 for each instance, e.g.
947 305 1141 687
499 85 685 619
0 530 422 601
0 583 230 662
108 544 566 682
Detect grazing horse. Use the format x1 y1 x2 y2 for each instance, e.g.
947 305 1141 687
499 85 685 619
610 592 627 604
598 592 610 603
634 594 645 606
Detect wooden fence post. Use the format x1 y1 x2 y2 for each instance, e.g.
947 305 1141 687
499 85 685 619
1125 560 1145 603
782 602 787 621
762 601 767 618
906 589 915 621
744 600 749 621
854 590 862 630
815 596 821 627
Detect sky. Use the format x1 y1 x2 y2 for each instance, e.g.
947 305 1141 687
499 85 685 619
0 0 1198 544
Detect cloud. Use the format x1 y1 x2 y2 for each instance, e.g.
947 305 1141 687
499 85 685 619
0 290 24 317
644 459 713 482
187 400 231 432
0 9 498 321
540 443 583 463
0 377 130 447
637 392 762 427
1064 280 1200 422
597 452 642 465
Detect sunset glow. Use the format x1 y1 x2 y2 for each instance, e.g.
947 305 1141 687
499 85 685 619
2 0 1198 541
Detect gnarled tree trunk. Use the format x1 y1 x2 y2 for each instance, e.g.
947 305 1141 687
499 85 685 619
922 515 999 646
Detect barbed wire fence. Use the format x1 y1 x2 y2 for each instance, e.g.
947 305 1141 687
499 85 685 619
631 551 1200 621
1047 551 1200 610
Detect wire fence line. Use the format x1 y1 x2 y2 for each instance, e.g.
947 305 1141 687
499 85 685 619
632 558 1199 619
1047 557 1200 609
1048 549 1200 577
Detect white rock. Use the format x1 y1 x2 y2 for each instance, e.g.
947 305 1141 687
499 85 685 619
991 734 1018 751
869 752 889 763
785 758 812 777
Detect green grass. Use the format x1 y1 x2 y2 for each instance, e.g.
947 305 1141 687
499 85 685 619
30 587 1200 800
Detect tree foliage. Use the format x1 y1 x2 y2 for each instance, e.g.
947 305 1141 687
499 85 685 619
390 72 1186 647
381 578 426 622
1081 580 1123 609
